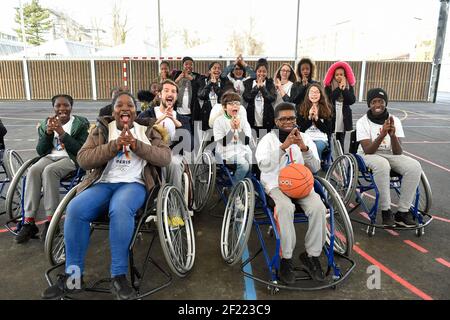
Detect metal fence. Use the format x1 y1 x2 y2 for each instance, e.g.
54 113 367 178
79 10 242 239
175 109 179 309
0 59 432 102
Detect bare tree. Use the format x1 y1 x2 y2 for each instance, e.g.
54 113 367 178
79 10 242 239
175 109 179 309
228 18 264 56
181 29 203 49
111 1 129 45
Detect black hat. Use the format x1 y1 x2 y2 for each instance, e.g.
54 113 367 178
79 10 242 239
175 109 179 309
182 56 194 64
367 88 388 107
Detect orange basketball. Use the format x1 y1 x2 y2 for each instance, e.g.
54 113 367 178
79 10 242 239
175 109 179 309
278 163 314 199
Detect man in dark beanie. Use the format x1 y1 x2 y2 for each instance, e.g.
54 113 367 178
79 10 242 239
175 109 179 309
171 56 200 129
355 87 423 227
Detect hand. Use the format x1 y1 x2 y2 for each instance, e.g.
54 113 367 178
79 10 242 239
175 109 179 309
280 128 298 150
275 78 281 90
231 116 240 130
46 116 55 135
388 116 396 137
175 72 184 83
339 77 347 90
381 119 390 138
302 76 308 86
292 128 307 151
52 117 64 135
257 77 264 88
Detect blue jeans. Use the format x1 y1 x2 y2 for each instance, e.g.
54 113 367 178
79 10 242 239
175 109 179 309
64 182 146 277
314 140 329 160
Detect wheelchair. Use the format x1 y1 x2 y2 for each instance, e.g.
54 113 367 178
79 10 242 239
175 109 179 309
44 180 195 299
1 149 24 213
4 155 84 235
220 169 355 293
325 130 433 237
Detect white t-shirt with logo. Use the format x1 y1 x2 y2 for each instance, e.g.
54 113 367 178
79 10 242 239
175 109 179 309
49 115 74 160
356 114 405 154
305 121 328 142
154 106 177 141
177 87 191 115
99 127 147 185
253 80 265 127
275 81 293 107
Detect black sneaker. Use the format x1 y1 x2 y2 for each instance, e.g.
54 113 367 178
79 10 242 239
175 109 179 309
111 274 136 300
381 210 395 227
278 258 296 285
41 273 84 300
15 223 39 244
41 221 50 242
299 252 325 282
395 211 416 228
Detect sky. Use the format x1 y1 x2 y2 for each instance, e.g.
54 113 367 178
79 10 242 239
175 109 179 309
0 0 445 59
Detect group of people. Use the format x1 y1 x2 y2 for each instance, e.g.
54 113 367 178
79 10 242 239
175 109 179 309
0 55 425 299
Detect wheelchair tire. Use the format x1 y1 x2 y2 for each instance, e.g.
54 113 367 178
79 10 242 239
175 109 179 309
332 134 344 158
157 184 196 277
44 187 77 265
4 149 24 180
220 178 255 266
325 154 358 207
416 171 432 214
5 157 39 220
192 151 216 213
315 176 354 257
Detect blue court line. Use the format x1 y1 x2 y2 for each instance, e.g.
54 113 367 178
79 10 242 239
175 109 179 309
242 246 257 300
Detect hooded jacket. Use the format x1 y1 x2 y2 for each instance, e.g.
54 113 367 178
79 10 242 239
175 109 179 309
75 116 171 195
323 61 356 131
242 77 277 130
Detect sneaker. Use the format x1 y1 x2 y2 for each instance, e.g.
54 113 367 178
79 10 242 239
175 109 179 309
168 215 185 228
15 223 39 244
381 210 395 227
111 274 136 300
299 252 325 282
40 221 50 242
395 211 416 228
41 273 84 300
278 258 296 285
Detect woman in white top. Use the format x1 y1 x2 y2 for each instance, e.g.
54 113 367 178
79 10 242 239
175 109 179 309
274 63 299 106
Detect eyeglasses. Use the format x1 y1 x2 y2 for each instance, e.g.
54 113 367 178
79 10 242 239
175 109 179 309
277 116 297 123
226 101 240 106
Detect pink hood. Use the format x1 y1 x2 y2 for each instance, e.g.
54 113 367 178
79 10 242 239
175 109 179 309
323 61 356 87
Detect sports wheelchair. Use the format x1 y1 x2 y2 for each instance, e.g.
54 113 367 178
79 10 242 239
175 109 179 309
1 149 24 215
44 180 196 299
325 130 432 237
4 155 84 235
220 170 355 293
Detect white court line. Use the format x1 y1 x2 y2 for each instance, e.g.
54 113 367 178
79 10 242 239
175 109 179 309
403 141 450 144
404 151 450 174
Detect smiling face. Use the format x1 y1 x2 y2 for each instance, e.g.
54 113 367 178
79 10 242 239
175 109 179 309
183 60 193 74
210 63 222 78
232 66 244 79
256 65 268 81
160 63 170 77
113 94 137 130
334 67 346 83
369 97 386 116
161 83 178 109
308 85 321 104
275 109 297 132
300 63 311 79
53 97 72 125
279 64 291 81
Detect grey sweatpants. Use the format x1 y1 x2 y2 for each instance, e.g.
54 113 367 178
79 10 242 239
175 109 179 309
269 187 327 259
24 156 76 218
360 153 421 212
162 154 184 191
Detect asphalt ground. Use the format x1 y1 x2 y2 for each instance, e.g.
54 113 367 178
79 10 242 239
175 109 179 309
0 97 449 301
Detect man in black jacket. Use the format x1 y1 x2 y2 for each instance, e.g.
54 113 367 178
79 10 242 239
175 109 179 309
0 118 6 152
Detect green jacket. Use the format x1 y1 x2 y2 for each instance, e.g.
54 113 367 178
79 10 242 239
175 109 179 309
36 115 90 165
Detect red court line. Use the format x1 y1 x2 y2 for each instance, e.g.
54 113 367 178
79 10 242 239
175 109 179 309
433 215 450 223
352 204 400 236
403 240 428 253
352 245 433 300
435 258 450 268
404 151 450 173
0 219 46 234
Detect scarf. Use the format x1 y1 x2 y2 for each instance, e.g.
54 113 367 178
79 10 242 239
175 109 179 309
367 108 389 125
277 128 291 143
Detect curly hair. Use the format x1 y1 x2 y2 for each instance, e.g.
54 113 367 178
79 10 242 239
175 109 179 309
298 83 332 120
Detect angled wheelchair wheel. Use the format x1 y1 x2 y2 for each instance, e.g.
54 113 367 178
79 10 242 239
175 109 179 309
157 184 196 277
415 171 432 214
315 176 354 257
325 154 358 207
192 151 216 213
181 159 194 211
220 178 255 266
331 134 344 159
45 187 77 265
5 157 39 221
4 149 24 180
